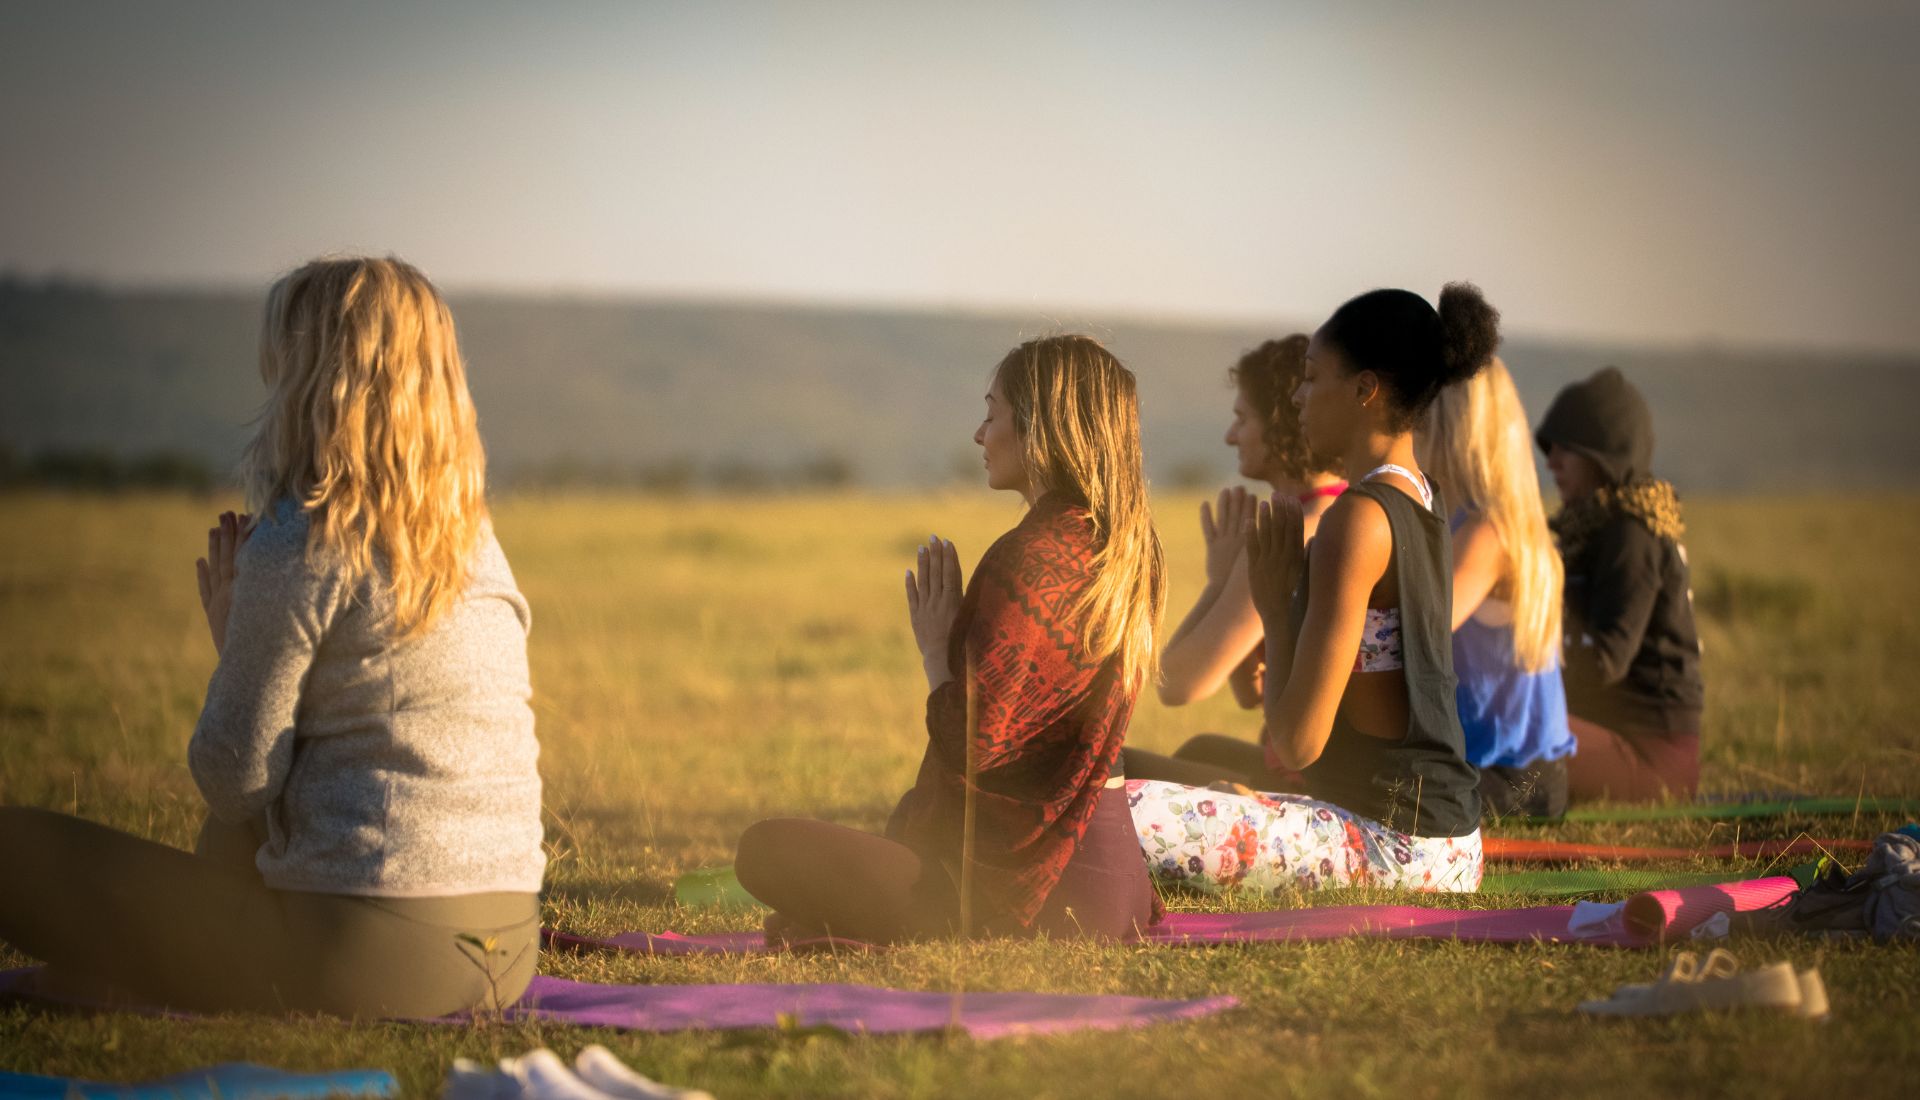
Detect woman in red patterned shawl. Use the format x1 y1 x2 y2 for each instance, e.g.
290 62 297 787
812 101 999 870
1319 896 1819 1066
735 335 1166 942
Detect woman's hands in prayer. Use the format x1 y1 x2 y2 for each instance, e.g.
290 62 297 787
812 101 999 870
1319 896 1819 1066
1199 486 1255 587
905 535 964 690
1246 494 1305 627
196 511 252 657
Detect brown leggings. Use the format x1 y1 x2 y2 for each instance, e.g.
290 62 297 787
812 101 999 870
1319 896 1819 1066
0 806 538 1016
734 786 1157 943
1566 716 1701 804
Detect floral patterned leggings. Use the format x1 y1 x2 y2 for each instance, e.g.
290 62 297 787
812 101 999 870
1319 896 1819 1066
1125 780 1483 894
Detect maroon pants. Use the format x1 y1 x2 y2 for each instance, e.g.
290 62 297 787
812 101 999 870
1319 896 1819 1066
734 786 1157 943
1567 715 1700 804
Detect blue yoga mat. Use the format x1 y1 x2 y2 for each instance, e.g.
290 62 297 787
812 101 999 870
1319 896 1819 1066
0 1063 396 1100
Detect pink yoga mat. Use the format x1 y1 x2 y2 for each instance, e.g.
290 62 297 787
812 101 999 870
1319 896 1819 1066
1623 876 1797 942
547 876 1803 955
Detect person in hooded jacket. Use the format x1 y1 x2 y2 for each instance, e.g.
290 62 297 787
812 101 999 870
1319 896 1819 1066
1534 367 1703 803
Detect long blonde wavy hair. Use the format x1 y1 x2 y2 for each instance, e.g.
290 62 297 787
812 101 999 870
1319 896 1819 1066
242 256 488 639
1421 358 1563 673
994 335 1166 688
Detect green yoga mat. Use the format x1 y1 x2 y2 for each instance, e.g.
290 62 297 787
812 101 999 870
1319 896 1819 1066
671 865 1762 908
1477 869 1737 896
1530 796 1920 825
676 864 762 910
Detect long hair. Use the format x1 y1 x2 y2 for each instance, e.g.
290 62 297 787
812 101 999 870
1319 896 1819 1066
1421 358 1563 673
242 256 488 639
994 335 1166 688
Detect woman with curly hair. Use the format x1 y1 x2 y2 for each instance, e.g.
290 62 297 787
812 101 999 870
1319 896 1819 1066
735 335 1165 942
1124 336 1345 789
0 257 544 1016
1535 367 1703 803
1128 285 1495 896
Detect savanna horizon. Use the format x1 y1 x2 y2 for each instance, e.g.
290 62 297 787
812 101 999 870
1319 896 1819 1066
5 282 1919 496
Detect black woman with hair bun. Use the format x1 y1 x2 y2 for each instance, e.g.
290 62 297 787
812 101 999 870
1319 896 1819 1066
1128 284 1493 895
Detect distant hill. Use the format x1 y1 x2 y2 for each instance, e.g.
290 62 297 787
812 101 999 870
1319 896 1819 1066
3 280 1916 492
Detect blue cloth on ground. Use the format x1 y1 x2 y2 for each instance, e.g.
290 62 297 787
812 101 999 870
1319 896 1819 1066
0 1064 396 1100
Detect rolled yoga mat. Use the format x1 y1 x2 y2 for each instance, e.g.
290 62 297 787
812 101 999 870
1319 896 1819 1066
554 874 1803 954
0 970 1237 1040
1621 875 1801 942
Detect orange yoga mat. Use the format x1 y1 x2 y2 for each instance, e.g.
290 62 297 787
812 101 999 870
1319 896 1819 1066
1482 835 1871 865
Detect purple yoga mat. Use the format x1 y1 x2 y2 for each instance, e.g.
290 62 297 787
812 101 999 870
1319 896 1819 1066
497 975 1236 1038
0 969 1234 1040
546 878 1804 956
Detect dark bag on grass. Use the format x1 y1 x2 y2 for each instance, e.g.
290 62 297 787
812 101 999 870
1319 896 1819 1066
1757 826 1920 941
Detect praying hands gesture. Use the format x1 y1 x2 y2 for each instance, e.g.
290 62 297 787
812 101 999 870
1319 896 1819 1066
1199 485 1255 587
1245 494 1305 627
905 535 964 691
196 511 252 657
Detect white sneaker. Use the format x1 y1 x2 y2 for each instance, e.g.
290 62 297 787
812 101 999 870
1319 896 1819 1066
444 1058 520 1100
503 1049 620 1100
1794 967 1830 1020
1578 949 1806 1017
574 1045 716 1100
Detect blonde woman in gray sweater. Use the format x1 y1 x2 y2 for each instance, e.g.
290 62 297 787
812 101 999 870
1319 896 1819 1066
0 257 545 1016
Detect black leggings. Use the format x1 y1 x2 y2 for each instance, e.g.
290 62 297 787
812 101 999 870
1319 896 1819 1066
734 786 1156 943
1123 734 1306 791
1476 756 1569 820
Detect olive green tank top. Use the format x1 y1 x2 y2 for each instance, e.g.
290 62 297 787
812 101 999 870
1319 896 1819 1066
1289 479 1481 837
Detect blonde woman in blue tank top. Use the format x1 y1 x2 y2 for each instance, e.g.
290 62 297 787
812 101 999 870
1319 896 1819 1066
1129 285 1497 895
1419 358 1574 820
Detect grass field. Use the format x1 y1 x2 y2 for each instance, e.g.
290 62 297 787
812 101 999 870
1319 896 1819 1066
3 490 1918 1098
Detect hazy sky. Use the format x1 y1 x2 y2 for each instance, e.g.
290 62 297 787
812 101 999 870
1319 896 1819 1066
4 1 1917 352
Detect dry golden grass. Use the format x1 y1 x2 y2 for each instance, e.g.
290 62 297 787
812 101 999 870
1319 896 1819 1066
2 490 1918 1098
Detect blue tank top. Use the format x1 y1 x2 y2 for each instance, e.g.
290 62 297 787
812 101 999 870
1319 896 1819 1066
1449 510 1575 769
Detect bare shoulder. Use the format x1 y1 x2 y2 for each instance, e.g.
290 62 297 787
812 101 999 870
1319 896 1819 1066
1308 492 1393 582
1315 491 1392 550
1453 509 1504 553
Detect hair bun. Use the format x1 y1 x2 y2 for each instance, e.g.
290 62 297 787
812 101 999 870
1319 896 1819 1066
1437 281 1500 387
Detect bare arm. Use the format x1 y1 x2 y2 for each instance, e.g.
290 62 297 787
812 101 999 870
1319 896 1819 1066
1226 636 1264 709
1448 512 1507 630
1252 496 1393 771
1159 487 1262 705
1159 554 1266 705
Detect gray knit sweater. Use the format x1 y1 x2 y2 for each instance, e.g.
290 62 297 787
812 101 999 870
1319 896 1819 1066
188 501 546 897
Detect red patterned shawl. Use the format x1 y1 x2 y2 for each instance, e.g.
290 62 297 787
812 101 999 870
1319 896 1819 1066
886 494 1146 927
